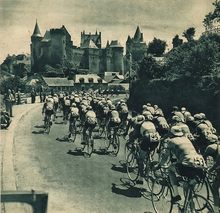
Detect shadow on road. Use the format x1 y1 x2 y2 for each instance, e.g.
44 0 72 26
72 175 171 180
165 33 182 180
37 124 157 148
111 163 126 173
34 125 45 128
32 130 45 134
67 149 84 156
93 147 109 155
111 182 143 198
56 136 69 142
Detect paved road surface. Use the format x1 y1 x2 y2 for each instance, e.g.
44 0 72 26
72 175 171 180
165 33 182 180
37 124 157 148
10 102 155 213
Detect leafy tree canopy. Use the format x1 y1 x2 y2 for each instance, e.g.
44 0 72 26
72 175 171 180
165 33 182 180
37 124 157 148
164 32 220 80
183 27 195 42
147 37 167 57
203 0 220 29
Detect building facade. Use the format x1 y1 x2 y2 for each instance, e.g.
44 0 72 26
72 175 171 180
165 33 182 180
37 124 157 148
30 22 124 75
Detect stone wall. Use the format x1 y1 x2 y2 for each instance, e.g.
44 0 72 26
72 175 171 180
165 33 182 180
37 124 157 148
128 76 220 132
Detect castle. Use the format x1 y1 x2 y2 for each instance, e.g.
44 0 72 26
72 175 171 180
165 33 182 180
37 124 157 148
30 21 124 75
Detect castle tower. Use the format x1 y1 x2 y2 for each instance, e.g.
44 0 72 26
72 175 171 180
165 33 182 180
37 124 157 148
31 20 43 72
110 40 124 75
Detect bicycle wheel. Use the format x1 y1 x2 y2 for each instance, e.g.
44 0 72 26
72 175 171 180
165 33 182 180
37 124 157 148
126 152 139 181
98 124 105 137
151 177 172 213
192 194 214 213
144 160 158 192
70 123 77 142
45 117 51 134
124 142 133 161
85 136 94 156
111 134 120 155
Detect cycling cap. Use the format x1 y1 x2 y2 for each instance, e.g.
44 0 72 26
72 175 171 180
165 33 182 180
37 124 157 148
75 94 78 97
142 111 152 117
199 113 206 119
170 126 184 137
181 107 186 111
142 105 147 109
120 99 125 103
71 103 76 107
146 103 151 107
48 95 52 98
86 106 92 110
172 106 178 111
194 114 202 120
111 105 116 110
172 115 181 122
137 115 145 122
154 105 158 109
207 134 218 143
187 116 194 122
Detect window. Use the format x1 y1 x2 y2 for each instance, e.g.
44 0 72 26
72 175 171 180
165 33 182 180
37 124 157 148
97 78 102 83
88 78 94 83
79 78 84 83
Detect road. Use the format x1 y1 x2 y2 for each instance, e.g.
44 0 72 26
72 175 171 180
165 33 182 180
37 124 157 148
12 103 155 213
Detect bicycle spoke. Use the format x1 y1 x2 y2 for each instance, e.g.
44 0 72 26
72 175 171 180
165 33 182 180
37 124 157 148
126 152 139 181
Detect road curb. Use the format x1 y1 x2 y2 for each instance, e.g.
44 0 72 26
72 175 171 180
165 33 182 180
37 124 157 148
1 103 42 212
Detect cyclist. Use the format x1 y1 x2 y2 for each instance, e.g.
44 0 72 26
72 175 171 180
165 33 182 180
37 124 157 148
154 104 164 117
81 106 97 145
143 103 155 115
123 114 145 144
180 107 192 123
63 96 71 122
199 113 216 134
170 115 194 141
203 134 220 213
58 91 65 112
117 100 129 128
106 105 121 138
193 114 215 154
53 94 59 119
153 110 169 137
68 103 79 139
154 125 207 203
42 95 54 130
136 111 161 184
168 106 185 124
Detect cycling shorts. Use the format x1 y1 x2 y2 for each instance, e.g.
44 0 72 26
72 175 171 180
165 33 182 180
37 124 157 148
175 163 205 180
45 109 53 116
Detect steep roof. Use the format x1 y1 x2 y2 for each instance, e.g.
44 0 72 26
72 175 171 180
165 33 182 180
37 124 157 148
74 74 107 84
109 40 123 48
32 21 42 38
81 39 99 49
133 26 141 42
42 30 51 42
43 77 74 87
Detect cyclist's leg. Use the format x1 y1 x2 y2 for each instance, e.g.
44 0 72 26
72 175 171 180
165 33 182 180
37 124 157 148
168 164 180 197
137 149 147 184
212 177 220 213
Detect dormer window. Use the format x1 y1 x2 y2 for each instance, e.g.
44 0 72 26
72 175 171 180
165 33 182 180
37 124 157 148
88 78 94 83
97 78 102 83
79 78 84 83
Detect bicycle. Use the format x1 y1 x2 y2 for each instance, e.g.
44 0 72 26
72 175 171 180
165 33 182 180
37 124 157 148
126 140 157 192
151 167 214 213
81 127 94 157
106 126 120 156
69 118 78 142
44 114 52 134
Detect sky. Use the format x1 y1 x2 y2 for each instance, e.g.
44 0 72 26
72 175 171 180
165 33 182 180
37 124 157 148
0 0 215 63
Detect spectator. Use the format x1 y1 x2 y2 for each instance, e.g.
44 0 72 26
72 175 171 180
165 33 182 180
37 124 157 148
31 88 36 103
11 89 16 105
4 89 15 117
17 88 21 105
39 86 44 103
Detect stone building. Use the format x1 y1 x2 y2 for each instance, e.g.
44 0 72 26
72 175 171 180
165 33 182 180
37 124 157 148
125 26 148 62
124 26 148 75
30 21 124 75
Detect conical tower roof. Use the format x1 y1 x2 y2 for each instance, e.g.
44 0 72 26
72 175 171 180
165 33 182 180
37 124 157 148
32 21 42 38
133 26 141 42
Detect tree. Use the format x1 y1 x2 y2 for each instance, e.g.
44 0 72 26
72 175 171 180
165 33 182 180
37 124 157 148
147 37 167 57
172 35 183 48
183 27 195 42
203 0 220 29
138 56 165 80
164 32 220 80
